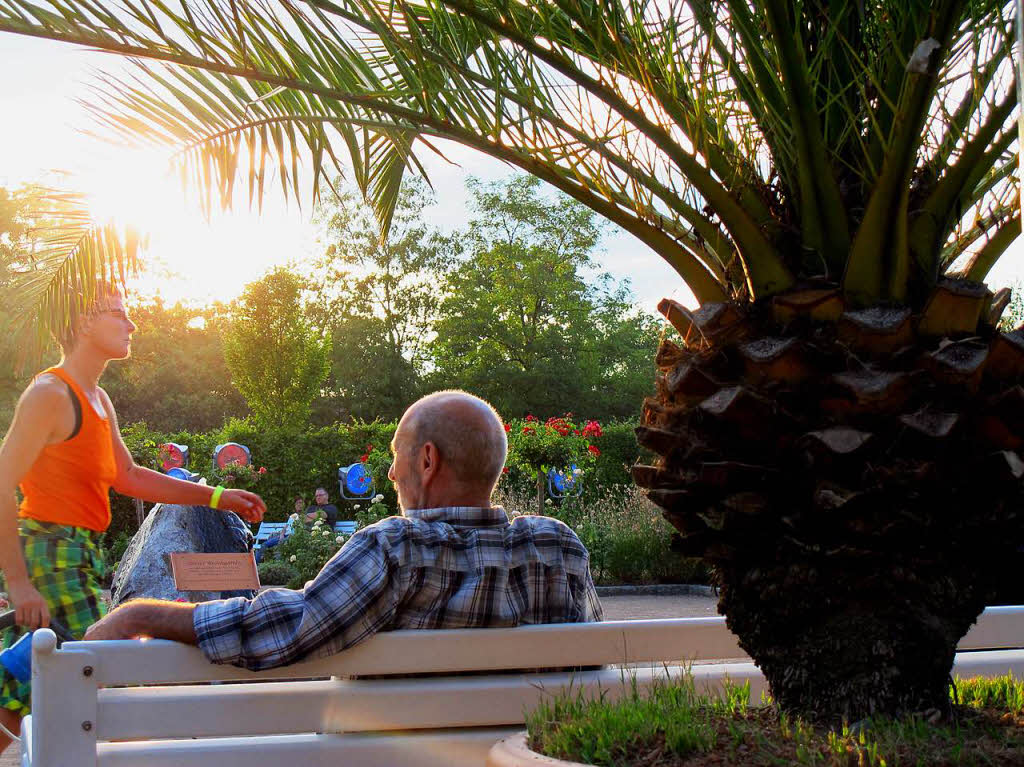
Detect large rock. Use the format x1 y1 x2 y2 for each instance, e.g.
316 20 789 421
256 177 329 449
111 503 256 607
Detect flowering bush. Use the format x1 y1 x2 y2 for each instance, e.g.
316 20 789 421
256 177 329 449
506 414 603 475
210 462 267 491
355 494 394 529
268 514 350 587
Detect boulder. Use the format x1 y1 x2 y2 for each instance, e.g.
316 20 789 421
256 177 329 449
111 503 255 607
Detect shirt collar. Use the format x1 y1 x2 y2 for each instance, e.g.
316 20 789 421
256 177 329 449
403 506 510 527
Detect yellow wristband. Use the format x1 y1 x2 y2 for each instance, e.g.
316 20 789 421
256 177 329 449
209 485 225 510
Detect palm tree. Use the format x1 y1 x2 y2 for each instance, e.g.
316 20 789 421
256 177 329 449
0 0 1019 721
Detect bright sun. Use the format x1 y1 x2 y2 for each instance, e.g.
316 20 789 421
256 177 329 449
77 147 314 307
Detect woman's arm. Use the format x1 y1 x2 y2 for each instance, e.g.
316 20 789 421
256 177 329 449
0 379 68 628
100 390 266 523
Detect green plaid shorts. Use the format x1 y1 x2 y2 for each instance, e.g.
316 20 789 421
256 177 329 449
0 518 108 717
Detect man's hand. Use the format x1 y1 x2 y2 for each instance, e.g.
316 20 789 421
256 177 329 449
7 578 50 630
219 489 267 523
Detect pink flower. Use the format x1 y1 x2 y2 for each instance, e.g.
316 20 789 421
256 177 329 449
257 466 267 474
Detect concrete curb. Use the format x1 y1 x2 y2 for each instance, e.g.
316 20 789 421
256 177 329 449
595 583 718 597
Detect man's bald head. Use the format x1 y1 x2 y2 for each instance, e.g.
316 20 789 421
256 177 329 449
397 390 507 492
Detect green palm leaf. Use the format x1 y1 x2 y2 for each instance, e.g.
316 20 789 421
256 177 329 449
0 0 1016 307
3 187 143 368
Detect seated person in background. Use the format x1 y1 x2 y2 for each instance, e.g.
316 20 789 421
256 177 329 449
255 497 305 563
305 487 338 528
85 390 604 669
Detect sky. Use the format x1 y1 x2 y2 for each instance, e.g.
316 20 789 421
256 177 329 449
0 31 1019 316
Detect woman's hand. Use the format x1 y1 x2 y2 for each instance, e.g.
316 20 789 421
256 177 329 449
7 578 50 630
218 489 266 523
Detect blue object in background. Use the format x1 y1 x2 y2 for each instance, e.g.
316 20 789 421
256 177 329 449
213 442 251 470
547 465 583 498
0 610 75 682
167 467 200 482
338 463 374 499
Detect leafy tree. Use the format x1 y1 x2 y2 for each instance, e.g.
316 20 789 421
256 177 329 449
308 178 442 421
3 0 1020 722
222 268 330 429
100 299 248 432
431 175 658 420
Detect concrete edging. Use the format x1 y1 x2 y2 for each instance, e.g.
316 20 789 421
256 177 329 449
594 583 718 598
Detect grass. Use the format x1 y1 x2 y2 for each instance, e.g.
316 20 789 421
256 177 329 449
526 673 1024 766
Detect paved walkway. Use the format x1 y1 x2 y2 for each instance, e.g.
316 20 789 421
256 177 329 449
0 594 719 764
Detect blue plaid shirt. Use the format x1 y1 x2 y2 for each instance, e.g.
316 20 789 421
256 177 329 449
194 506 604 670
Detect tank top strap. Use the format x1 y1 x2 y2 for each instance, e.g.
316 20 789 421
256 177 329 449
40 366 106 423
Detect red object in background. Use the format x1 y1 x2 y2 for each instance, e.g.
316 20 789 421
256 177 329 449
159 443 187 471
214 443 250 469
588 445 601 456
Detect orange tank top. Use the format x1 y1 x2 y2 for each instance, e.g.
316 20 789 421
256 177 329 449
19 367 117 532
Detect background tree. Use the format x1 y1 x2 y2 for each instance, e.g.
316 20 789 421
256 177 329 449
222 267 330 428
308 178 442 421
431 175 659 419
101 299 249 431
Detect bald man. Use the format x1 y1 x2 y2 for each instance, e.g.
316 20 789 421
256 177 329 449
84 391 603 669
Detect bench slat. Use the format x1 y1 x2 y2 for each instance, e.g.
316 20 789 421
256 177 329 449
71 607 1024 687
96 665 766 740
72 618 746 685
96 728 522 767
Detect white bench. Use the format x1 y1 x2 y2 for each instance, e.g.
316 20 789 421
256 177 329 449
21 606 1024 767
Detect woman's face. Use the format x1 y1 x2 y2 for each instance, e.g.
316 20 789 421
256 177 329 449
295 498 305 513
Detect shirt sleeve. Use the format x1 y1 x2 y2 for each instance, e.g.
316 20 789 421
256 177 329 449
580 564 604 623
193 529 402 670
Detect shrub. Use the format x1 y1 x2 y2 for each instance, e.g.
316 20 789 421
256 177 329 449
258 559 300 586
354 496 394 529
269 517 350 586
498 483 709 586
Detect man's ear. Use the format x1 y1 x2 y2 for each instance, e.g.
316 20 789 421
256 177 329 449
420 441 440 484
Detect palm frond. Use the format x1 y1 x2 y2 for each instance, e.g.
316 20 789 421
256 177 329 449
3 188 143 369
0 0 1016 307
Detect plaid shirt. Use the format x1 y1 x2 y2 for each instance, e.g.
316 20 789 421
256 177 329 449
194 506 604 670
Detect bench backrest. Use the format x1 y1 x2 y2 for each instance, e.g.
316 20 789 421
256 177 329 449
25 607 1024 767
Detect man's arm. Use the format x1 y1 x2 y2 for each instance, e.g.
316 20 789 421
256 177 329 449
86 528 404 671
0 380 67 629
84 599 197 643
99 389 266 523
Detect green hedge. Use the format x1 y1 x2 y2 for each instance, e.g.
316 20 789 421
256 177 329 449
112 419 647 539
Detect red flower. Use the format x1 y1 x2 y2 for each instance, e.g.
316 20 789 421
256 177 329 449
503 423 511 433
522 426 535 435
502 467 509 474
257 466 267 474
366 444 374 451
582 420 603 438
359 453 370 462
588 445 601 456
525 414 538 422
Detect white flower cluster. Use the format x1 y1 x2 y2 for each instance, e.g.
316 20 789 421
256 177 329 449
322 530 331 537
353 504 361 510
289 513 299 521
372 494 384 503
335 536 345 544
289 555 297 562
545 498 553 505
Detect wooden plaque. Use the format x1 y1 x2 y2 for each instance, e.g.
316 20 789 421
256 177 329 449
170 552 260 592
